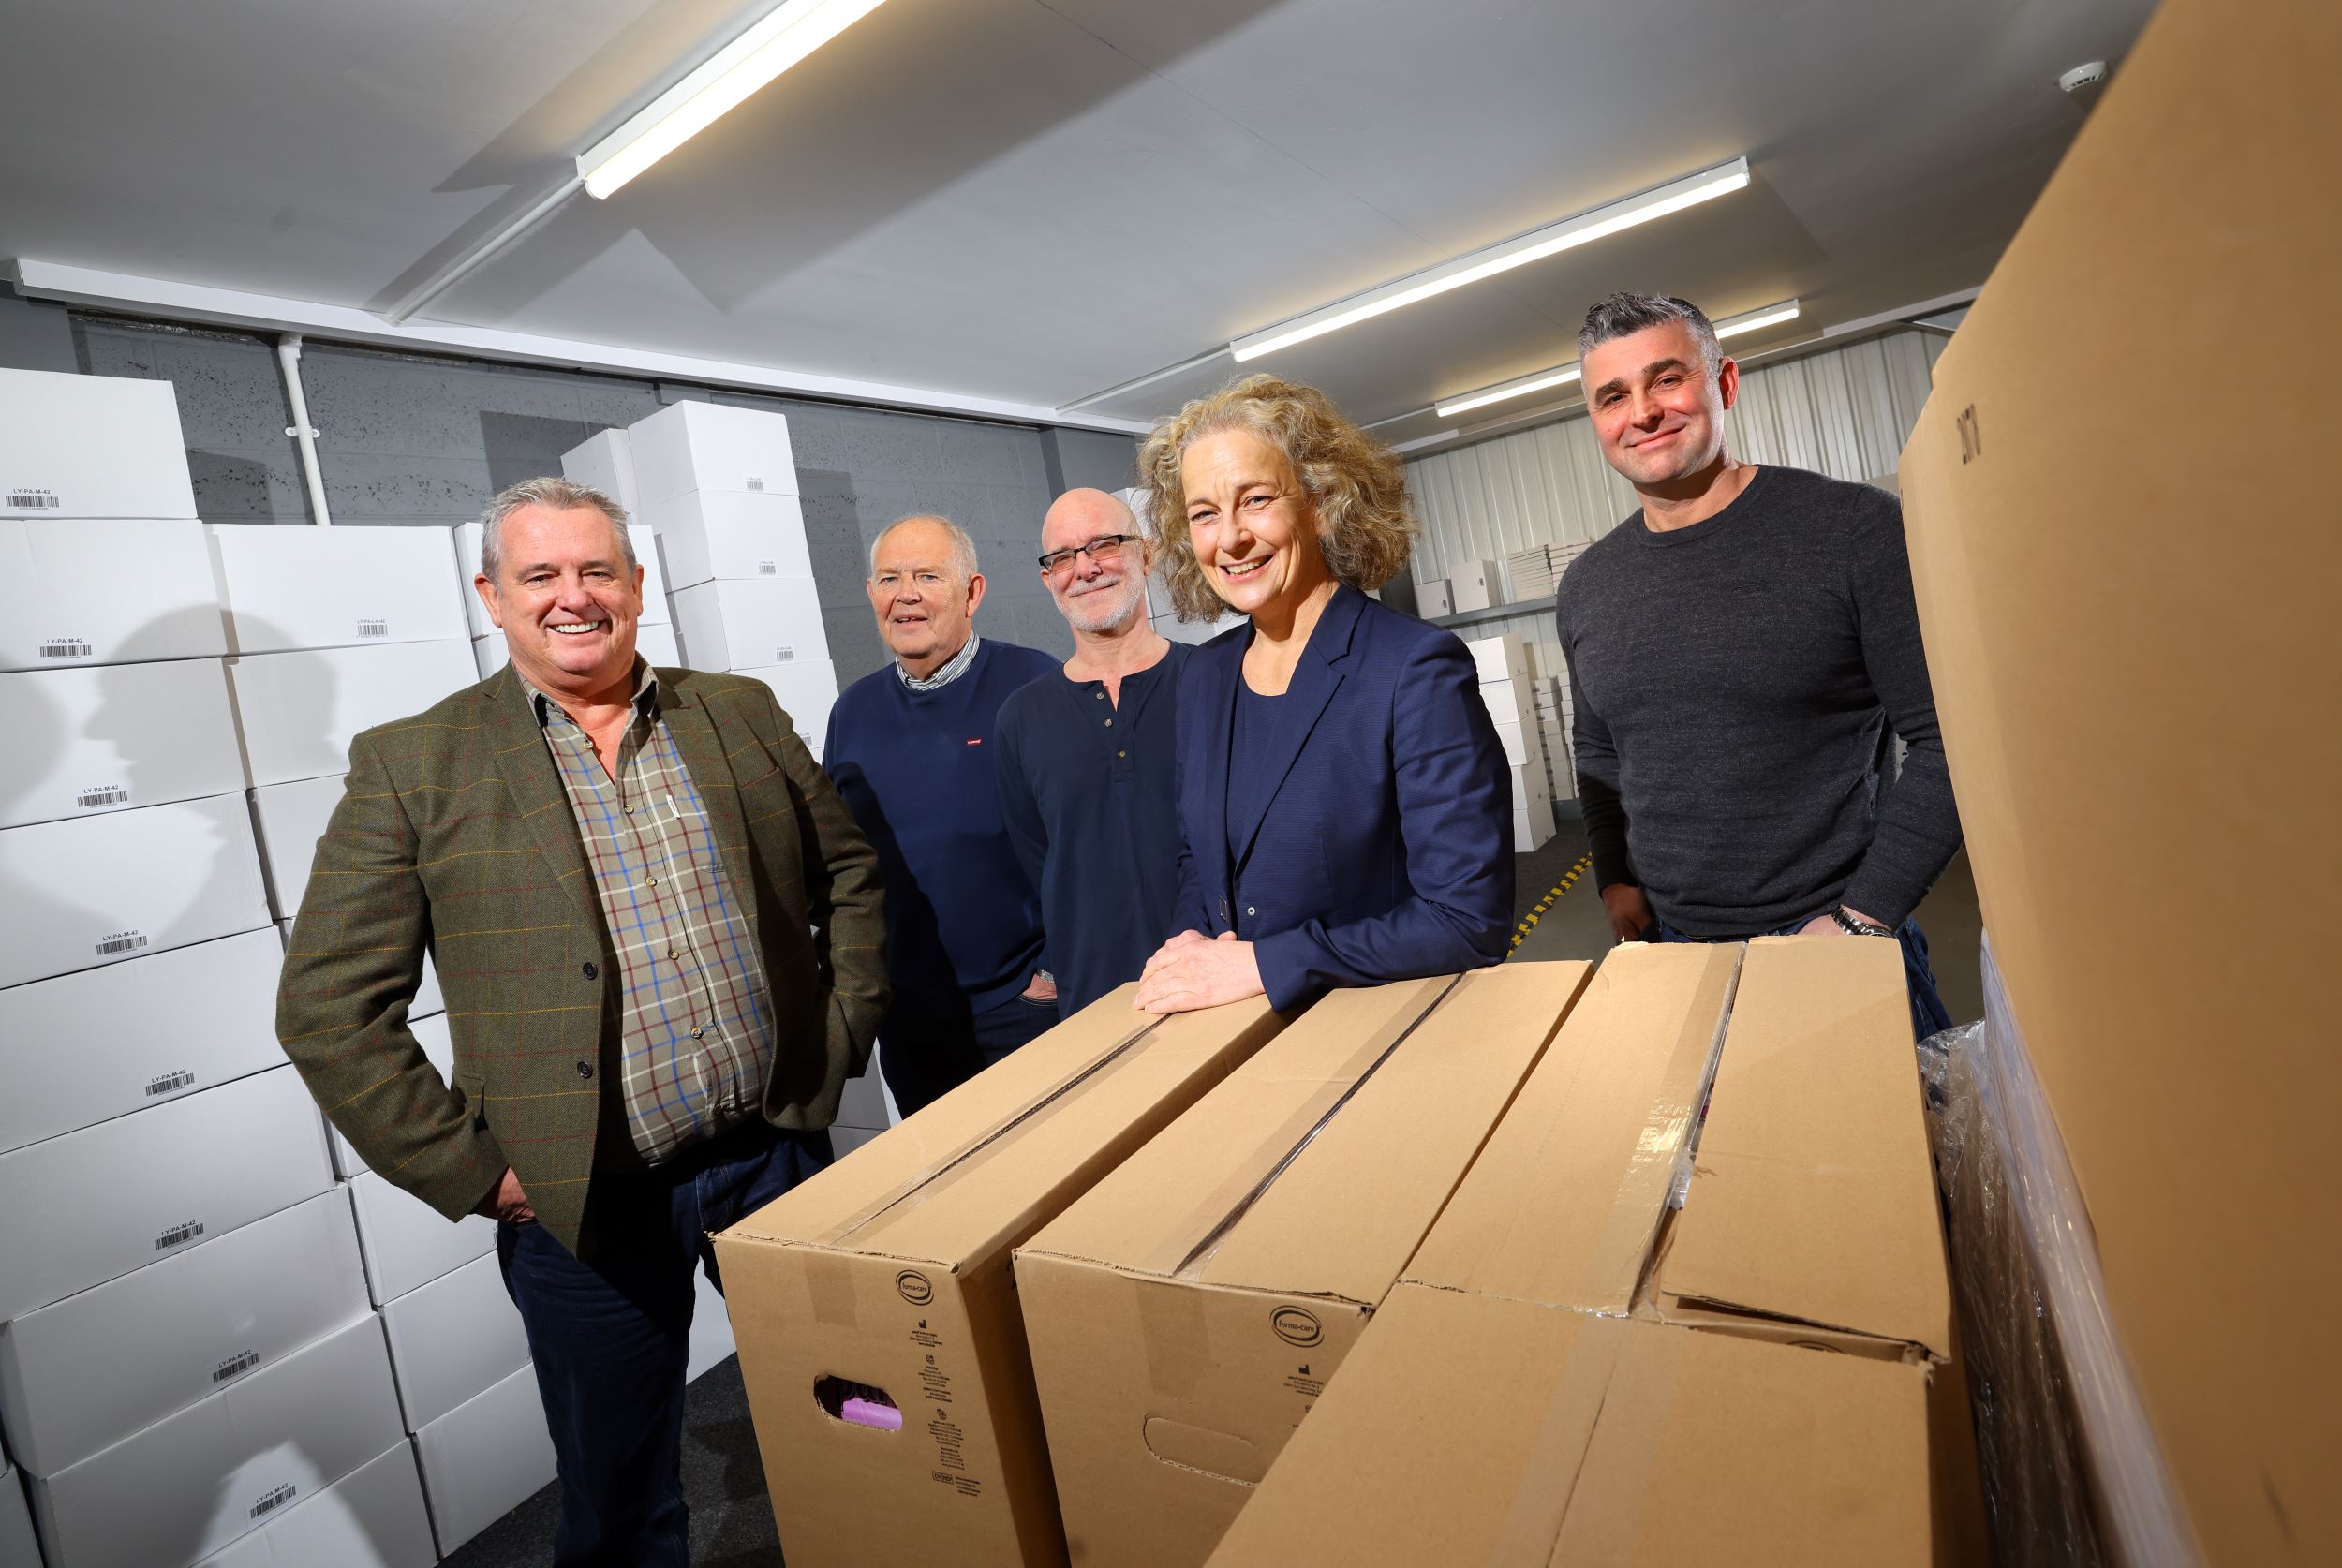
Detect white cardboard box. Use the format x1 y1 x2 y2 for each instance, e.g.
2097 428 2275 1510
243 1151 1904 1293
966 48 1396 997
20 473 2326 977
27 1314 405 1568
650 490 813 589
190 1440 437 1568
1490 717 1529 767
687 1261 734 1383
671 576 827 672
1479 674 1534 731
0 1065 334 1324
0 658 245 831
1417 578 1453 618
330 1014 454 1180
413 1363 556 1557
0 518 224 672
628 401 798 506
0 792 271 990
1513 791 1555 853
0 369 199 521
0 1189 371 1477
227 639 478 787
470 618 679 680
455 521 671 636
348 1170 497 1307
1509 762 1534 811
379 1251 529 1433
1 1457 38 1567
734 658 838 750
249 773 347 918
0 926 285 1156
209 525 467 654
559 428 643 521
1447 558 1497 614
1464 632 1531 685
835 1063 897 1132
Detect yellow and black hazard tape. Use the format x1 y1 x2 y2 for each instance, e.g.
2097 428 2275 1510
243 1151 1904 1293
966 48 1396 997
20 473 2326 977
1508 853 1594 953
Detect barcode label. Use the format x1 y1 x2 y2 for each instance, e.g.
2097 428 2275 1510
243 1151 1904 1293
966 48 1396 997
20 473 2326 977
249 1484 296 1520
215 1348 261 1383
6 491 61 510
39 638 94 659
77 785 131 809
356 618 390 639
745 476 766 493
155 1219 205 1251
146 1069 197 1097
757 560 778 576
96 930 149 956
772 646 794 663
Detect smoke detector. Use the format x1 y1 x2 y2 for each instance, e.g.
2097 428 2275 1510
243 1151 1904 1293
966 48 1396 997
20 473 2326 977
2059 60 2109 96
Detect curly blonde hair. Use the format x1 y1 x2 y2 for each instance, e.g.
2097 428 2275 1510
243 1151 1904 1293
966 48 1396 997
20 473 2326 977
1137 375 1416 621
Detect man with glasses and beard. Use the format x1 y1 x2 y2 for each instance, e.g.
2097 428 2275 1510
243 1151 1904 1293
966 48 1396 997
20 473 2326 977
994 488 1191 1016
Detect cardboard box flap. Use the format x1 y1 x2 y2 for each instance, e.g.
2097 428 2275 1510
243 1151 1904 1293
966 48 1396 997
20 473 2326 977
1656 938 1955 1359
1402 943 1741 1313
1203 1284 1934 1568
727 990 1280 1268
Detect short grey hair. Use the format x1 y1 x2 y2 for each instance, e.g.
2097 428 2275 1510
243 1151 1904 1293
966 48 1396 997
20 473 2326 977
868 514 980 582
478 476 635 582
1578 292 1723 373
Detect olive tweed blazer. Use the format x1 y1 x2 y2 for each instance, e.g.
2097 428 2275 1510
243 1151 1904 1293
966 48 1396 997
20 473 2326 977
276 664 887 1256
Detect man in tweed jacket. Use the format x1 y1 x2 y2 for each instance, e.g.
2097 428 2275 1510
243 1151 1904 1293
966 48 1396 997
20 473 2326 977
278 476 885 1565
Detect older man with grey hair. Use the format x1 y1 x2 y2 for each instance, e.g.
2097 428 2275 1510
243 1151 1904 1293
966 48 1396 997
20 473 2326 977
822 513 1061 1114
1553 291 1963 1037
277 474 885 1564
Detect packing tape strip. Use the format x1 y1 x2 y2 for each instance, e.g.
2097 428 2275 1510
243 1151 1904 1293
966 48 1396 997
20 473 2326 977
1536 1320 1689 1558
814 1015 1165 1248
1134 974 1461 1281
1484 1311 1631 1561
1135 1274 1215 1402
803 1247 860 1329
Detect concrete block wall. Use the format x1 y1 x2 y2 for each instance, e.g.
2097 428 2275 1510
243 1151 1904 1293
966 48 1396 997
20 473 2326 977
54 316 1136 682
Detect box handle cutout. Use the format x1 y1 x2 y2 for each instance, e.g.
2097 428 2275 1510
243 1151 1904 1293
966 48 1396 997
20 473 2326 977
815 1376 902 1432
1143 1416 1266 1485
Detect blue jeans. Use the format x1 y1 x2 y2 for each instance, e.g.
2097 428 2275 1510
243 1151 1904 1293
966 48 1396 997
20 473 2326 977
497 1117 833 1567
1653 913 1954 1042
878 991 1058 1117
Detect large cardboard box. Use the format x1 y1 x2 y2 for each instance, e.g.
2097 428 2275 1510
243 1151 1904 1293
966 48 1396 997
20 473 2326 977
454 520 671 635
378 1250 529 1433
671 575 827 672
0 1458 37 1567
226 639 478 787
1446 558 1496 614
715 990 1288 1568
1895 1 2340 1559
411 1363 556 1557
0 658 244 830
0 926 284 1155
628 401 799 505
26 1314 404 1568
559 427 642 520
347 1169 497 1307
652 489 814 588
248 773 347 917
1463 632 1530 685
0 518 223 672
1017 962 1592 1568
0 369 199 520
0 1065 334 1323
209 525 467 653
0 1190 371 1477
0 792 271 990
735 658 838 752
190 1441 437 1568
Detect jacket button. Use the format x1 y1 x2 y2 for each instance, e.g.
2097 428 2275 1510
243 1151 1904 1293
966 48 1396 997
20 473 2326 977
576 1061 593 1078
582 962 598 980
1246 906 1256 916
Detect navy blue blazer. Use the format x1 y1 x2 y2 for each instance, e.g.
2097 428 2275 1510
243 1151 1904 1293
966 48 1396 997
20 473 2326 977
1171 584 1515 1010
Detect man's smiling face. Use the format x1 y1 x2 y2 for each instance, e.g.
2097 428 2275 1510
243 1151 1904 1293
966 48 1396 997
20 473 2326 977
475 501 643 694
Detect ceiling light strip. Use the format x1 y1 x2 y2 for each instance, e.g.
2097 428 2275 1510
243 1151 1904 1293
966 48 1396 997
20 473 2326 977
579 0 893 199
1228 157 1750 363
1432 298 1800 418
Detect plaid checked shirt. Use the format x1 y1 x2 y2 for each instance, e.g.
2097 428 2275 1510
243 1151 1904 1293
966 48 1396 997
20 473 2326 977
525 663 774 1164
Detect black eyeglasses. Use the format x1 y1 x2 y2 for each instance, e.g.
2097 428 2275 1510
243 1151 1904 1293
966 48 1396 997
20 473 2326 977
1037 534 1138 575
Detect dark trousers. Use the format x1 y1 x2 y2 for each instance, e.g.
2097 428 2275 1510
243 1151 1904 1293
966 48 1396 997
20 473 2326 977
877 991 1058 1117
497 1117 833 1567
1654 914 1954 1042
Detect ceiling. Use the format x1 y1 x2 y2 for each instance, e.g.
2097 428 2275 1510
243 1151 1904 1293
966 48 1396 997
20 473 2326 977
0 0 2155 444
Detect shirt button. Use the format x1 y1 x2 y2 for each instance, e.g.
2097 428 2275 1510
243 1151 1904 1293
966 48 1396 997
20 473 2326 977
691 1028 705 1040
575 1060 593 1078
1094 691 1104 700
1103 717 1113 727
645 877 659 888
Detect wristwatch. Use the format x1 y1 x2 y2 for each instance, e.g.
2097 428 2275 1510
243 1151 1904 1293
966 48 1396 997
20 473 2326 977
1831 907 1895 939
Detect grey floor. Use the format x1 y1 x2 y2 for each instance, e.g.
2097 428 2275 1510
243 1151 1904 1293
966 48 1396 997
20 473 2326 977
445 826 1987 1567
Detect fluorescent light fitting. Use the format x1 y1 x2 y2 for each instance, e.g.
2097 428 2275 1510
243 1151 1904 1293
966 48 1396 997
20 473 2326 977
1432 299 1800 419
580 0 892 199
1229 157 1749 363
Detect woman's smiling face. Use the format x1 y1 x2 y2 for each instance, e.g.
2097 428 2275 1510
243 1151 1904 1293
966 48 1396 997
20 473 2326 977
1180 427 1329 619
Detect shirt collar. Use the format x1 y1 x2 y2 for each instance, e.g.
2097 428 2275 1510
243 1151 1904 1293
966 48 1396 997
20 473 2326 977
897 632 981 692
521 658 660 728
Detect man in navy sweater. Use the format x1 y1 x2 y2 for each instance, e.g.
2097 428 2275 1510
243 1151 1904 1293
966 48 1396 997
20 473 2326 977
995 489 1189 1017
822 515 1061 1116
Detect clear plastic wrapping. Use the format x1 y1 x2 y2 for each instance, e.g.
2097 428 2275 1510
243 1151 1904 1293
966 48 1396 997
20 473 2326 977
1918 936 2203 1568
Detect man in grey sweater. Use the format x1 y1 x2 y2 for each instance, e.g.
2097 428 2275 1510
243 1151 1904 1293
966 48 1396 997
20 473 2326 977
1554 292 1961 1035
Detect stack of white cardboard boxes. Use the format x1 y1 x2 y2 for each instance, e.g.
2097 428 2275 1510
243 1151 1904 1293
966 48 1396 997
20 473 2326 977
1464 633 1555 851
1528 645 1577 808
572 405 838 762
1500 538 1592 605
